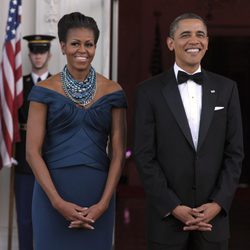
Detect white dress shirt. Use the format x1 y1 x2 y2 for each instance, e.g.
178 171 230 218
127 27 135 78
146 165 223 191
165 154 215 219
31 72 49 84
174 63 202 150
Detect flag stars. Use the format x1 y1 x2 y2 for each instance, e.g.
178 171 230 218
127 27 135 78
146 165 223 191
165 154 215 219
10 8 16 14
18 6 22 15
5 0 21 41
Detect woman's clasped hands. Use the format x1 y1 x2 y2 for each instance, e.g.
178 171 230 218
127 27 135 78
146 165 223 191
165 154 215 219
68 207 95 230
53 198 107 230
69 202 108 230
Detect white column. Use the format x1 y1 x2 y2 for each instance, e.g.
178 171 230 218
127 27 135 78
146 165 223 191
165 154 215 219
111 0 119 81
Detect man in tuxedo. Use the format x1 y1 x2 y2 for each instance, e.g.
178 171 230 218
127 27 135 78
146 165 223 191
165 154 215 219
133 13 243 250
15 34 55 250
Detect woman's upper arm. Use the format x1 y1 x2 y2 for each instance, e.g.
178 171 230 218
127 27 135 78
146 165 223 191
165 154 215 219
26 101 47 154
110 108 127 157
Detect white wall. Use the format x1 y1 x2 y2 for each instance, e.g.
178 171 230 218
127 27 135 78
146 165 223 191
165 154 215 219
34 0 111 76
0 0 111 74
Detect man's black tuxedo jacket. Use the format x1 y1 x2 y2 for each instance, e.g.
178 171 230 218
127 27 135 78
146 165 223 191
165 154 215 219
133 68 244 244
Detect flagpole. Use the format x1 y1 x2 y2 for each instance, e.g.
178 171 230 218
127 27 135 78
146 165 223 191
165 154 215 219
8 166 15 250
8 144 16 250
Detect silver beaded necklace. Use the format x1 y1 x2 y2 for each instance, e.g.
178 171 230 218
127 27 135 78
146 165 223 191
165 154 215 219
61 65 97 107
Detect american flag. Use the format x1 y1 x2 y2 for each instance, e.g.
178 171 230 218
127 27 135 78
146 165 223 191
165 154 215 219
0 0 23 169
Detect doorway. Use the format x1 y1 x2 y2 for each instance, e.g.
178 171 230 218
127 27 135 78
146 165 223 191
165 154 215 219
203 36 250 184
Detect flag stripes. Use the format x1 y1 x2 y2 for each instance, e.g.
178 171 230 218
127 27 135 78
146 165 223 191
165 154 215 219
0 0 23 169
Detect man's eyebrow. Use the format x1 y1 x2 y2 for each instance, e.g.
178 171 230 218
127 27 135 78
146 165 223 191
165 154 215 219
197 30 206 34
179 31 191 36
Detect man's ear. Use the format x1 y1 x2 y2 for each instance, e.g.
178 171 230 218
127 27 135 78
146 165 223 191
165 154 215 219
166 37 174 51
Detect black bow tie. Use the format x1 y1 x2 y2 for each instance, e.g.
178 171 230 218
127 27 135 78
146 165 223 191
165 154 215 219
177 71 203 85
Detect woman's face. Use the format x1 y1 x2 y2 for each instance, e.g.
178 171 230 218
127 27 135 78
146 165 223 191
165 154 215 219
60 27 96 74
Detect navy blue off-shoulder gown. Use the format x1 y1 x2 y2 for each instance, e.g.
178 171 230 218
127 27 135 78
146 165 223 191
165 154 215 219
28 86 127 250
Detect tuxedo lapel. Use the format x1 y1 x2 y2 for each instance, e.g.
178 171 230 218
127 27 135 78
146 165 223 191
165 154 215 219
161 70 195 149
197 71 217 151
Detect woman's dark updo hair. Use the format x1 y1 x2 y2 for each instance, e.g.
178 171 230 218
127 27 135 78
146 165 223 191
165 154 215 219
58 12 100 44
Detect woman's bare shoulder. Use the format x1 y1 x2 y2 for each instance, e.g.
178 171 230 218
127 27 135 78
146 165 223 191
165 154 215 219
37 74 62 92
97 73 123 93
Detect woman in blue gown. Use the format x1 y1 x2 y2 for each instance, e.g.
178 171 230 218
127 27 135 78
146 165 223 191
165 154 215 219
26 12 127 250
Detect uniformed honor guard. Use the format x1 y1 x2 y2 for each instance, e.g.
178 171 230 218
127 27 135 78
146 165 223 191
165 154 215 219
15 34 55 250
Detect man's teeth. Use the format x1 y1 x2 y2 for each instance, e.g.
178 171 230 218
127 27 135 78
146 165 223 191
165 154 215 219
186 48 199 53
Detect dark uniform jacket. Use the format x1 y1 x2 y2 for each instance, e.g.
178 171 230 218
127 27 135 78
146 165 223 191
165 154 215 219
15 73 51 174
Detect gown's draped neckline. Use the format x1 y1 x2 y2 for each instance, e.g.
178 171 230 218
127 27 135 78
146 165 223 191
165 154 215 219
28 85 127 171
